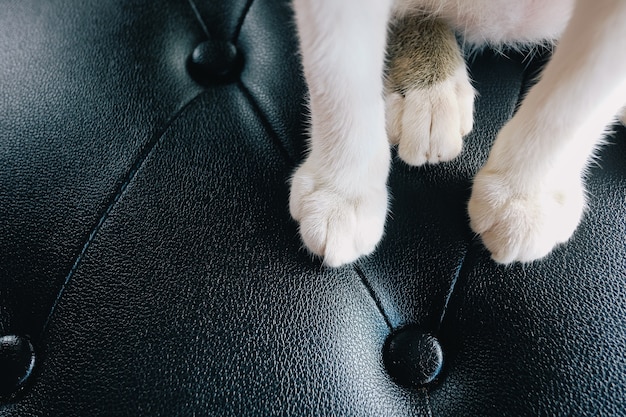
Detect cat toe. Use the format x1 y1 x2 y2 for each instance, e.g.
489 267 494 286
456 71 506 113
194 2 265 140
385 92 404 145
289 161 388 267
468 169 585 264
386 65 475 166
398 84 463 165
295 189 388 267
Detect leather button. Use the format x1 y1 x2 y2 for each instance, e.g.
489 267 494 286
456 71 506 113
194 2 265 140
188 39 242 84
384 327 443 387
0 335 36 397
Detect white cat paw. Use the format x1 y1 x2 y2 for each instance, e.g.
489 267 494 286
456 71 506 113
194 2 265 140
468 169 586 264
386 65 475 166
289 161 388 267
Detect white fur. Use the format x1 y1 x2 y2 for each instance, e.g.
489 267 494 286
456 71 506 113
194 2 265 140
291 0 626 266
290 0 393 267
468 0 626 263
393 0 574 46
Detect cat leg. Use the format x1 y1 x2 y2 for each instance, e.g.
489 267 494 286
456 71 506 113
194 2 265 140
468 0 626 263
289 0 393 267
385 14 475 166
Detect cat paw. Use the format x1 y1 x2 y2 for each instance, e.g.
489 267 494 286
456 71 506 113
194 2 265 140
385 65 475 166
289 160 388 267
468 169 585 264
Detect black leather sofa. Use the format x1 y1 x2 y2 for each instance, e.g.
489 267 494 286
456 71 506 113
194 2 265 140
1 0 625 415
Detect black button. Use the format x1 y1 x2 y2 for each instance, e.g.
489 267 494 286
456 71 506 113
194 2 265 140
0 335 36 397
188 39 242 84
384 327 443 387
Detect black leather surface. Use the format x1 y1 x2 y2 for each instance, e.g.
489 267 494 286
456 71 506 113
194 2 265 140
1 0 624 415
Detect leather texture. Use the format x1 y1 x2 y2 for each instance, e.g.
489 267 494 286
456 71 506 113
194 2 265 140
1 0 624 415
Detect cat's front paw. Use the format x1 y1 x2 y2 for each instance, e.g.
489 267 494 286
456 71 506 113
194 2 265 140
386 65 475 166
468 169 585 264
289 160 388 267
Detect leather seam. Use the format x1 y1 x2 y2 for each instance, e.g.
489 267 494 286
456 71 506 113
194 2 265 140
435 246 468 332
437 54 531 333
186 0 254 43
39 92 207 341
236 79 392 333
353 263 394 331
187 0 211 38
236 80 295 165
232 0 255 44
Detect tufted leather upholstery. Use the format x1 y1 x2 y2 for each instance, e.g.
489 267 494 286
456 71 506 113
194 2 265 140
1 0 625 415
